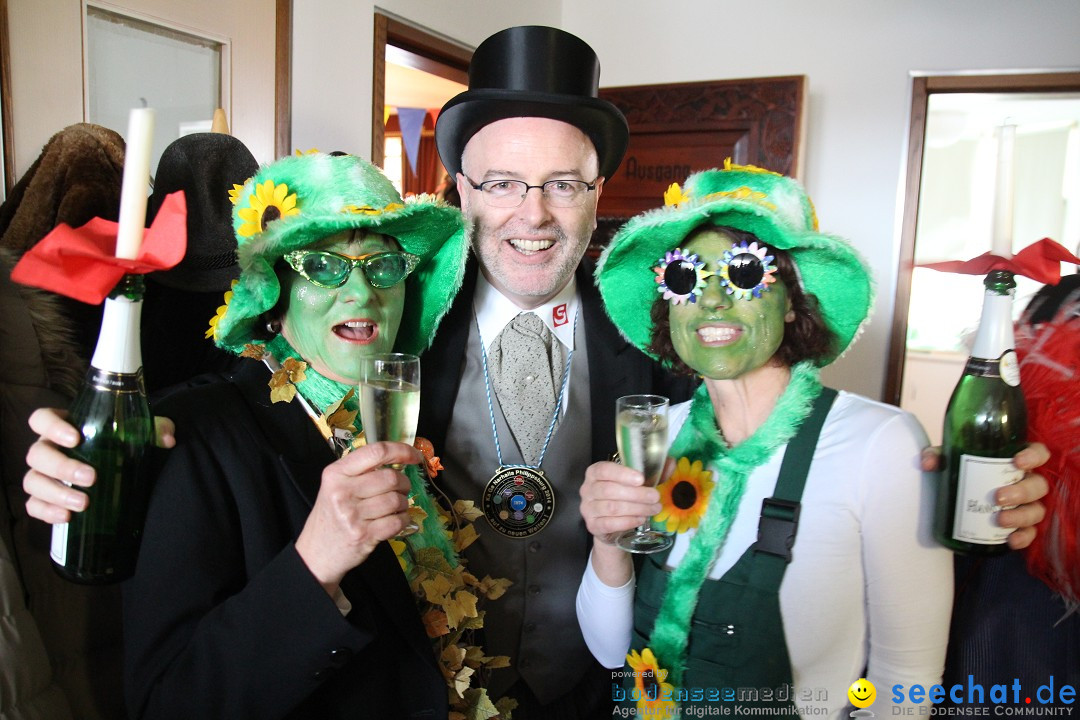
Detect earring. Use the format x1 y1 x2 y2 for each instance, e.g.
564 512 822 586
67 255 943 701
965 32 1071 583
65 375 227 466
266 319 281 334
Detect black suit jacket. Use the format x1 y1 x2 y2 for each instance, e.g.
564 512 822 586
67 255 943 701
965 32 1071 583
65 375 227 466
124 362 445 720
419 259 696 465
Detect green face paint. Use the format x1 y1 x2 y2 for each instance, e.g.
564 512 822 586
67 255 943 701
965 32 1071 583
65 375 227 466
278 230 405 384
668 229 790 380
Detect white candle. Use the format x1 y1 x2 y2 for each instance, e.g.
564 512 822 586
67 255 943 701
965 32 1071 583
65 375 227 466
991 123 1016 259
115 108 155 260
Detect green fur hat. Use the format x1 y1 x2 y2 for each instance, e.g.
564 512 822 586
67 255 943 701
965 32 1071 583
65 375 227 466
596 161 873 367
212 152 466 356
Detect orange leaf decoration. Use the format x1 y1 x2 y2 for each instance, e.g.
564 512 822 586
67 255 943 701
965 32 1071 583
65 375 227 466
241 344 266 360
414 437 444 479
422 608 450 638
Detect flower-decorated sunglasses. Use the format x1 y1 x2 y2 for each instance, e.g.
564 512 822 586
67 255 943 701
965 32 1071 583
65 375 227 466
283 249 420 289
654 240 778 304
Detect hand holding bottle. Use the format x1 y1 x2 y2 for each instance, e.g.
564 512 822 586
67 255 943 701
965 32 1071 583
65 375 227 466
23 407 175 523
921 443 1048 550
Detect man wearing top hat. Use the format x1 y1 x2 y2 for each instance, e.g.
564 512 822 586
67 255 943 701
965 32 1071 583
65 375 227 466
421 26 696 718
420 24 1055 719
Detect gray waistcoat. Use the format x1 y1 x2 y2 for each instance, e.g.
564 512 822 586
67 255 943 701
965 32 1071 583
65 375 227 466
439 313 594 703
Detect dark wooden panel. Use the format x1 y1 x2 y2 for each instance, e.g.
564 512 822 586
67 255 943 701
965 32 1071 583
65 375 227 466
590 75 806 256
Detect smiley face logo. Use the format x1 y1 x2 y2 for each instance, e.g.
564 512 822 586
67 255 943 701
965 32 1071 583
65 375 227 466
848 678 876 708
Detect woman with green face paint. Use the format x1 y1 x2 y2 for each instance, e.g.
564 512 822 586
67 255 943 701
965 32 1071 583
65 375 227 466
138 153 475 719
21 152 478 718
575 163 955 718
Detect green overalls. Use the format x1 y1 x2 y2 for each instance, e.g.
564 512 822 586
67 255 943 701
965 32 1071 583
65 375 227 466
622 388 837 717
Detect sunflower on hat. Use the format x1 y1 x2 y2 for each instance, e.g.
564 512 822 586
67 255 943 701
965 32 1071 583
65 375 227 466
212 152 467 362
236 179 299 237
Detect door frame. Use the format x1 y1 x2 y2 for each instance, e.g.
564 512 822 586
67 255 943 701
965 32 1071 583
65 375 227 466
371 13 470 168
1 0 13 194
884 70 1080 406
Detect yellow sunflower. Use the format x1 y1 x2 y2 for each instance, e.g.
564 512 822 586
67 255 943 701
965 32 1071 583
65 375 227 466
626 648 677 717
228 183 246 206
723 157 782 176
342 202 404 215
655 456 715 534
663 182 689 207
237 179 299 237
205 286 234 340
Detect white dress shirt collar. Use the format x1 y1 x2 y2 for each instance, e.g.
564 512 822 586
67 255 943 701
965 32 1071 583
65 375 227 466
473 272 580 353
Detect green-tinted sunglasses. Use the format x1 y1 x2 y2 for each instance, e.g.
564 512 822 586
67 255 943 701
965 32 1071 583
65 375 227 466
283 250 420 289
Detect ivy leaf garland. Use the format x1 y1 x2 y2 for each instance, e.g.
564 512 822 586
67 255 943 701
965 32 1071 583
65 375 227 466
268 357 307 403
394 499 517 718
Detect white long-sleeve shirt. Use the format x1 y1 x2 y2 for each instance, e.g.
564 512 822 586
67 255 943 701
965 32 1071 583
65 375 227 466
576 391 953 718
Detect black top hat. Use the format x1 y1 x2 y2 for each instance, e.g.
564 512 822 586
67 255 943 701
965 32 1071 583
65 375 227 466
435 26 629 180
147 133 258 292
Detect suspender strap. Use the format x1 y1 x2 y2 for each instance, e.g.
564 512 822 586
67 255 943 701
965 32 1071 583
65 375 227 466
753 387 838 563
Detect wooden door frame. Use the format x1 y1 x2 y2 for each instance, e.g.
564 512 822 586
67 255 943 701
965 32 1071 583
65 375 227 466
883 70 1080 406
274 0 291 158
1 0 13 194
371 13 471 167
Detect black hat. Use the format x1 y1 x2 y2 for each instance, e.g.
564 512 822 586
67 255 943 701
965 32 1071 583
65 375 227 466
435 26 629 180
147 133 258 292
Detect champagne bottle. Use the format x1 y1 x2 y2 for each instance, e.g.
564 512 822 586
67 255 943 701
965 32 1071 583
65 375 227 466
934 270 1028 555
51 274 153 583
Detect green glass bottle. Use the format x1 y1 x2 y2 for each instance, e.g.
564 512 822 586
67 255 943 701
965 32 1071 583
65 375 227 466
934 270 1028 555
50 274 153 583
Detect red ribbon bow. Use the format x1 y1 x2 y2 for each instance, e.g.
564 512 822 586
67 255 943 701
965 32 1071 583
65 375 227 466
918 238 1080 285
11 191 188 304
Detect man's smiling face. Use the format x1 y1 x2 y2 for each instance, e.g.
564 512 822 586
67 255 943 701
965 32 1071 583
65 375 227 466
457 116 603 310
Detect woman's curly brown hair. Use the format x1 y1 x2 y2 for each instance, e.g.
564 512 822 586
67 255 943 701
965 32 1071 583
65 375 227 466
646 225 836 376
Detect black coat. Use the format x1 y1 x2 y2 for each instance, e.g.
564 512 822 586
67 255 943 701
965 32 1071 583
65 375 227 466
124 362 445 720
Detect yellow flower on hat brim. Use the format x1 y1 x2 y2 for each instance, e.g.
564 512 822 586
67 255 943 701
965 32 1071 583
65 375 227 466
215 152 468 358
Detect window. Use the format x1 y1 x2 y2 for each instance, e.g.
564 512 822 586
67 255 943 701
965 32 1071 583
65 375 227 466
86 5 225 173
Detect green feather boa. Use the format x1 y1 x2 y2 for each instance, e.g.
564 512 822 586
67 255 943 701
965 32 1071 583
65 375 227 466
650 361 821 685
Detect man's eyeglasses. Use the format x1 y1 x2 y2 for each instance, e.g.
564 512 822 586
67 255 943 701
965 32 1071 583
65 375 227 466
283 250 420 289
464 176 598 208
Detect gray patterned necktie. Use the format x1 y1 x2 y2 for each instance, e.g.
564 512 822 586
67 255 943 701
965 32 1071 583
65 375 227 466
488 312 565 466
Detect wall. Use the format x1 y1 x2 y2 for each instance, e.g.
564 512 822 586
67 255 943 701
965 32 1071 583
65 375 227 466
7 0 276 176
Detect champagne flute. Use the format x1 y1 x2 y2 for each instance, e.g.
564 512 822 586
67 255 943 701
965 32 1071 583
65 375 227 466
359 353 421 537
614 394 672 554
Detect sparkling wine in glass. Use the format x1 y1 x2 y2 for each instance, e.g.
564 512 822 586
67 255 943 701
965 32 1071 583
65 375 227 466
614 394 672 554
359 353 421 536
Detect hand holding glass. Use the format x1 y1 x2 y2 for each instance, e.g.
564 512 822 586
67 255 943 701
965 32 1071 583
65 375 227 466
359 353 421 537
614 395 672 554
